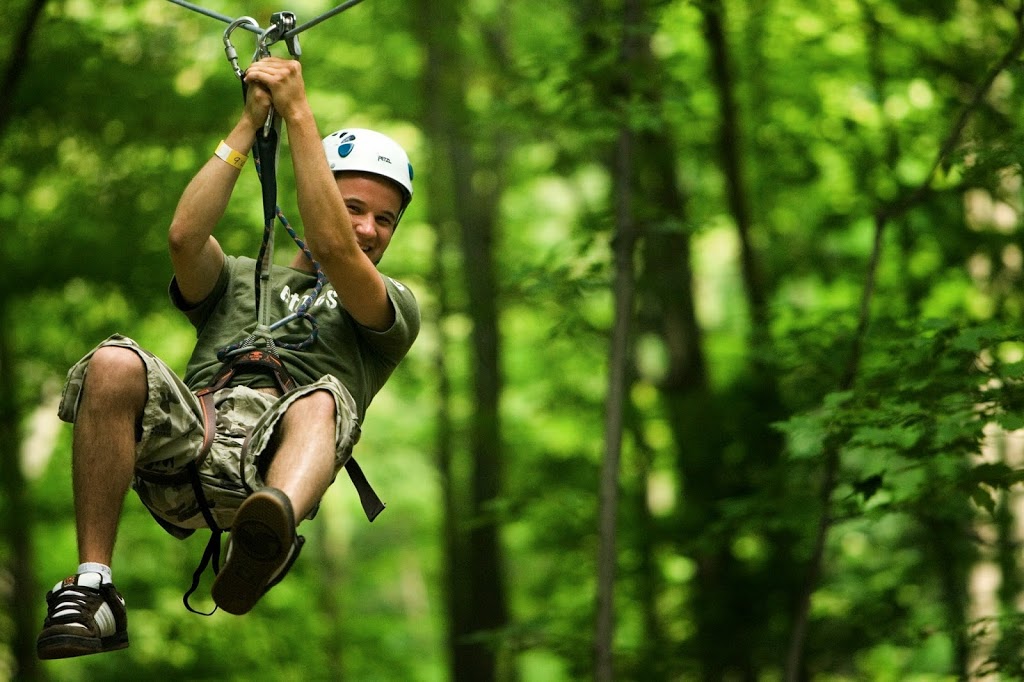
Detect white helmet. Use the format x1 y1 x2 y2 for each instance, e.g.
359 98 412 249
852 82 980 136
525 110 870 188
322 128 414 210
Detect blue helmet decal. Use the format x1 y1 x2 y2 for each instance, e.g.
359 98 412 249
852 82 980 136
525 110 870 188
337 132 356 158
408 163 414 181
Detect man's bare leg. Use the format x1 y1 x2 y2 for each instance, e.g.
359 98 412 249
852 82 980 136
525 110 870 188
264 389 338 522
72 346 147 566
36 346 143 660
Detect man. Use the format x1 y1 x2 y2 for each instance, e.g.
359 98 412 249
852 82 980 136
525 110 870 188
36 57 419 659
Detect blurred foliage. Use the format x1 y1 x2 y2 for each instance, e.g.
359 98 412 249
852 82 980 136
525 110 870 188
2 0 1024 680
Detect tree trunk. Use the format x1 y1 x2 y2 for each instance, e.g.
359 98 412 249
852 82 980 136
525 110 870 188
430 212 460 681
921 512 973 678
418 14 463 677
700 3 811 677
594 0 646 678
0 4 49 678
594 96 638 682
458 143 509 682
315 516 346 681
635 125 743 682
414 1 509 679
0 300 41 681
0 0 47 141
626 398 667 679
701 0 766 335
995 429 1023 667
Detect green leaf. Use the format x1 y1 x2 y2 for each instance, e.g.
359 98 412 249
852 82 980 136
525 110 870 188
852 473 885 501
779 413 828 460
970 462 1024 490
996 413 1024 432
951 323 1005 352
971 486 997 515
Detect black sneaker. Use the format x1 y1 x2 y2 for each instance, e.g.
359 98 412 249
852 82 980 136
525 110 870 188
37 572 128 660
211 487 305 615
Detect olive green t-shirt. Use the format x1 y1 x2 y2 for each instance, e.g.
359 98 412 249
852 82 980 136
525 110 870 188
170 255 419 420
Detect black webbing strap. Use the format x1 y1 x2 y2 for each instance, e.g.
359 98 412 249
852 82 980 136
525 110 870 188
345 458 385 521
252 125 280 227
182 457 224 615
204 350 386 521
134 389 223 615
138 350 384 520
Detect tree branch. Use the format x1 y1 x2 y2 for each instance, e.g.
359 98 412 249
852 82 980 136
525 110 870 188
887 8 1024 220
783 7 1024 679
0 0 49 142
701 0 767 334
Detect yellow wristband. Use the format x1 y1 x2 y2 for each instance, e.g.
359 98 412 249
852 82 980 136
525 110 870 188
214 140 247 170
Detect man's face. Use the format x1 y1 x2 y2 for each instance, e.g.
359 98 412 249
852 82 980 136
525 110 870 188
336 172 404 265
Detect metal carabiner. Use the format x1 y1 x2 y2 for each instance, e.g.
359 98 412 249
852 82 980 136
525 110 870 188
223 16 261 80
222 16 277 137
256 23 280 60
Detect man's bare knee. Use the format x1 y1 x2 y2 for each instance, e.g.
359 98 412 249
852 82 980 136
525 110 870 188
88 346 145 379
287 390 336 422
83 346 147 410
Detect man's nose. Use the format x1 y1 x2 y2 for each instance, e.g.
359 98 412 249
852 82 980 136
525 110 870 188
353 215 375 235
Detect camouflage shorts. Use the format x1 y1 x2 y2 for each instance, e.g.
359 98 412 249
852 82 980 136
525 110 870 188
58 334 361 537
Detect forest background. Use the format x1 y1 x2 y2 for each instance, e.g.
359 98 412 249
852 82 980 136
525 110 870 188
3 0 1024 680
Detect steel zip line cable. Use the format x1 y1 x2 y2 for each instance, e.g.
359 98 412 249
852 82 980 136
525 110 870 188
284 0 367 37
165 0 368 38
165 0 260 33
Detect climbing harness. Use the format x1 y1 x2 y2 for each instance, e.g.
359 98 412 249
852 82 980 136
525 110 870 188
155 1 386 615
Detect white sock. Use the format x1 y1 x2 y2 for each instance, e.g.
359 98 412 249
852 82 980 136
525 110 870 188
78 562 112 584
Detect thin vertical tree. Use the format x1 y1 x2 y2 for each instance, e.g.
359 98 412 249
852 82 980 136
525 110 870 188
417 2 463 676
0 2 50 678
698 1 798 676
414 0 510 678
594 0 644 678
